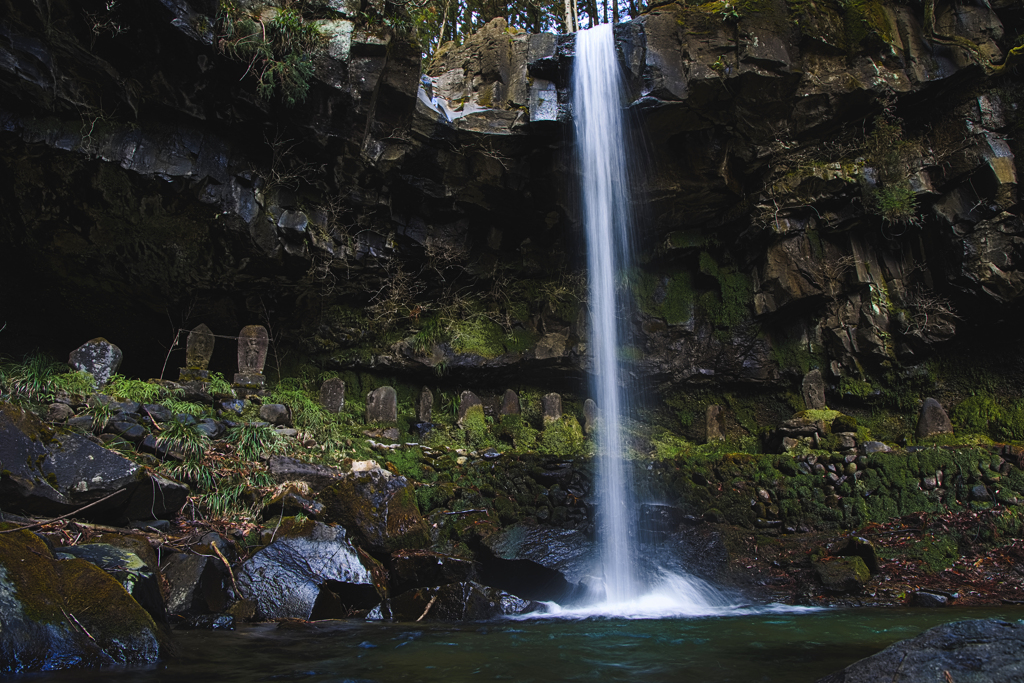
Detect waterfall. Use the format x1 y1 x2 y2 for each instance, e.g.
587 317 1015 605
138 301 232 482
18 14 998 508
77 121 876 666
569 25 739 616
573 23 638 604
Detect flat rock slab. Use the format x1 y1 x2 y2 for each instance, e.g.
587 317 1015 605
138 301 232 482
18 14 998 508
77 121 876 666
817 619 1024 683
0 402 186 522
267 455 346 490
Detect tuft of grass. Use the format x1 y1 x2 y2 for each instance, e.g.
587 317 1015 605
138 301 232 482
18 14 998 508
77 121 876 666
269 377 361 454
83 401 117 431
208 371 234 397
0 352 67 403
226 423 282 461
197 484 248 519
174 458 215 490
158 419 211 462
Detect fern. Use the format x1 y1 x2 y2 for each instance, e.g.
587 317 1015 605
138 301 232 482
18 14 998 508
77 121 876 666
218 6 324 106
106 375 168 403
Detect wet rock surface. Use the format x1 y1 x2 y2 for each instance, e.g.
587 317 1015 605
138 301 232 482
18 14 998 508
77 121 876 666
238 522 379 621
163 553 231 620
817 619 1024 683
479 524 596 602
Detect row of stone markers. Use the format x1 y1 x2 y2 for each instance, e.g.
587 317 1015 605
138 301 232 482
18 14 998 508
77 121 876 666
360 384 599 438
70 331 600 445
178 324 269 389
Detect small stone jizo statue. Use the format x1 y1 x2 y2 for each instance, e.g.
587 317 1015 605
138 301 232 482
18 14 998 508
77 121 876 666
179 323 215 382
234 325 269 389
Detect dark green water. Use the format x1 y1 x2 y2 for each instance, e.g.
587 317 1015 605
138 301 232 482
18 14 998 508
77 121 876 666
13 607 1024 683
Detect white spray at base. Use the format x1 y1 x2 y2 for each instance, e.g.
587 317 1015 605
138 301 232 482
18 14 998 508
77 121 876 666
570 24 743 617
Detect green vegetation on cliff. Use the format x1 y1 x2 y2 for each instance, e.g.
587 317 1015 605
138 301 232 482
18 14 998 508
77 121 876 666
218 2 326 105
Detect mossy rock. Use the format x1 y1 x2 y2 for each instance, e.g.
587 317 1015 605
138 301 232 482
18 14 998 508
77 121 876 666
56 543 166 625
461 404 490 449
814 555 870 594
0 528 171 674
319 468 430 554
539 416 586 456
831 414 858 434
878 531 959 573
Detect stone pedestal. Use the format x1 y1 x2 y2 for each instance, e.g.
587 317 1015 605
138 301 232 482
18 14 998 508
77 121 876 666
234 373 266 389
178 368 210 382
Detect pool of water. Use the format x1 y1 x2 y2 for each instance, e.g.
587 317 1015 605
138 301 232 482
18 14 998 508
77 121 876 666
13 607 1024 683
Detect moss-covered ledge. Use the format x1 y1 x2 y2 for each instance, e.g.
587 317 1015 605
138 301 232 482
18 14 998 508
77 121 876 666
653 444 1024 532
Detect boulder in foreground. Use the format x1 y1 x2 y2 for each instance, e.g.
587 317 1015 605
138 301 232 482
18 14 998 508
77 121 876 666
0 528 171 674
817 619 1024 683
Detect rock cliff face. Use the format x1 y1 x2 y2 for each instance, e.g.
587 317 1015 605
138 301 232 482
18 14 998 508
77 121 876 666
1 0 1022 405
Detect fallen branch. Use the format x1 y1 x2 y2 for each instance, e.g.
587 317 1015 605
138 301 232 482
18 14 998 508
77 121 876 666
210 542 240 596
63 610 96 642
416 593 438 622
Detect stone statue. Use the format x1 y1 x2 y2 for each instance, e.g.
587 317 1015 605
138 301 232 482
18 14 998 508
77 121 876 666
180 323 215 382
237 325 268 373
185 324 215 370
234 325 269 389
320 378 346 414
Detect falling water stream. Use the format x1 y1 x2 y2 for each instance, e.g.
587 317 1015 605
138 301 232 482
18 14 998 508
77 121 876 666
573 22 639 605
572 24 734 614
